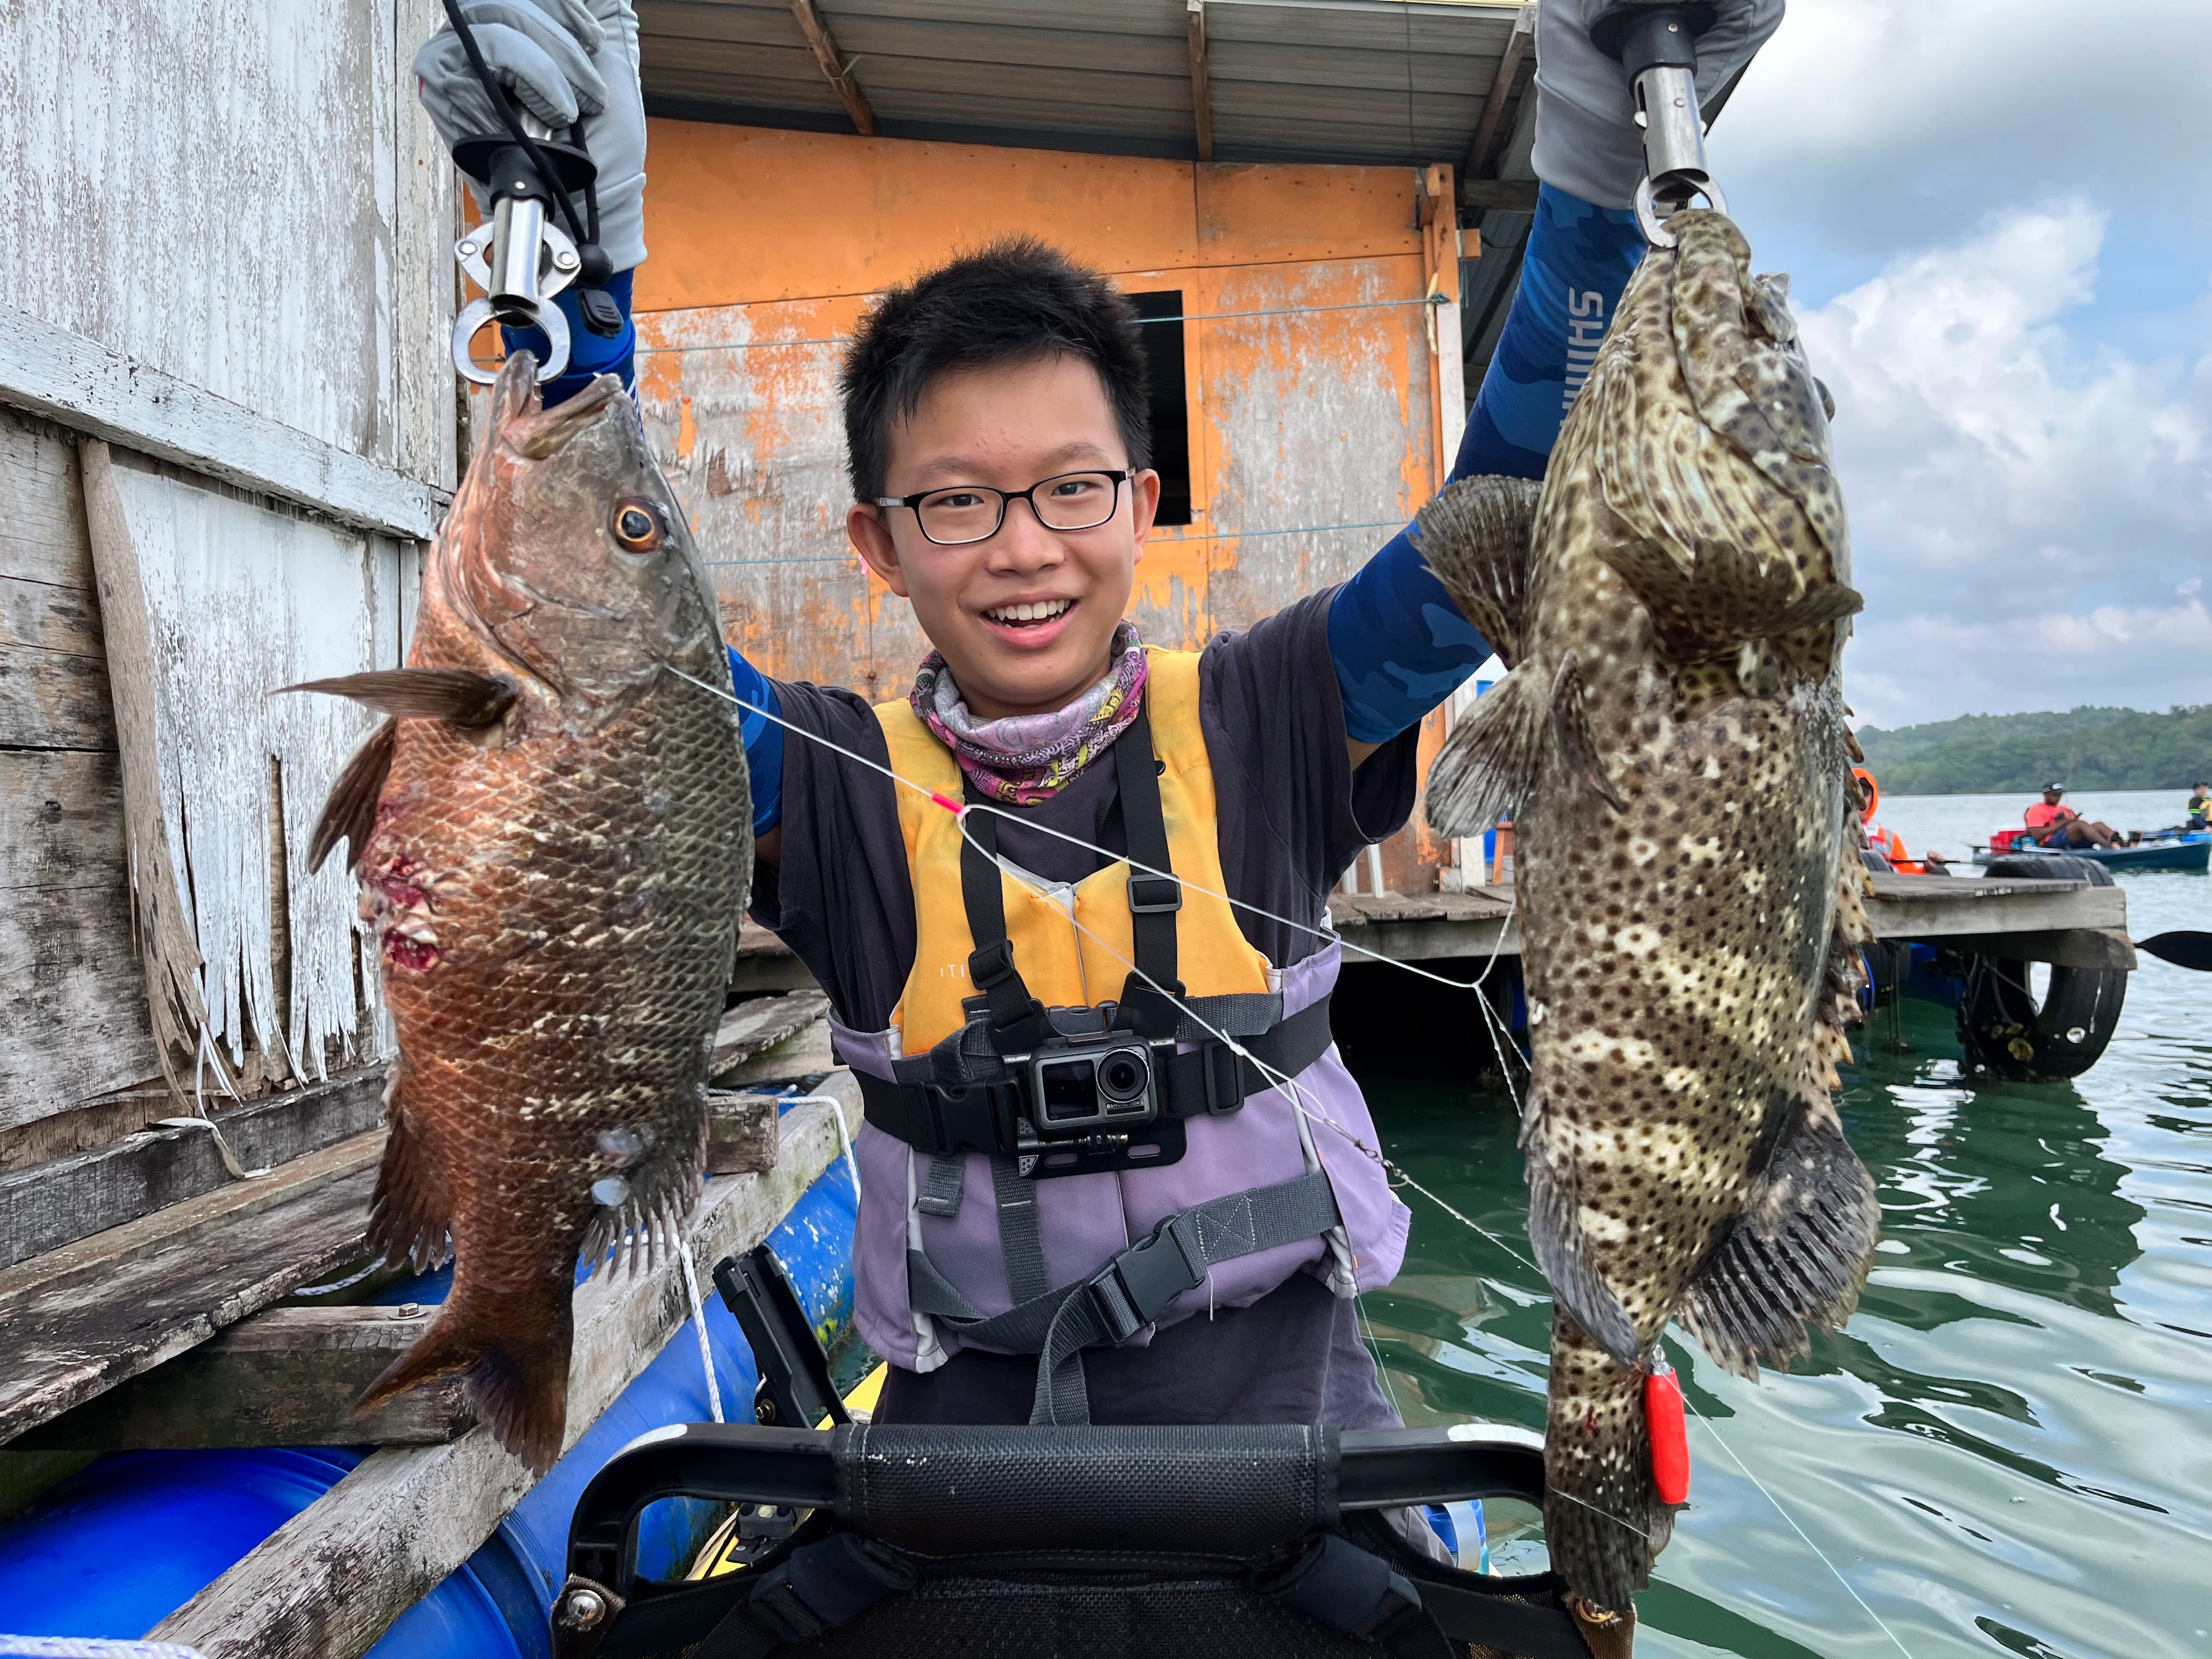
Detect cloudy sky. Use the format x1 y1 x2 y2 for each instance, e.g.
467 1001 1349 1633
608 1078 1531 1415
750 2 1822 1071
1701 0 2212 730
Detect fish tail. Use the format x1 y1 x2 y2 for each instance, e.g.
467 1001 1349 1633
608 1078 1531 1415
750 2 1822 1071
357 1279 573 1474
1544 1311 1672 1619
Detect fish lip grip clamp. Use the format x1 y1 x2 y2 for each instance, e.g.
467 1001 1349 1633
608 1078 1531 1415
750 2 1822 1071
1591 0 1727 247
450 117 593 385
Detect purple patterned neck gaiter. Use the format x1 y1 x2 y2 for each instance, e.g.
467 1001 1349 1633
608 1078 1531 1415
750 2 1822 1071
910 622 1149 807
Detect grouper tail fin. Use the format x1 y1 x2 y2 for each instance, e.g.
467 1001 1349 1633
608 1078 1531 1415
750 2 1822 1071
357 1280 574 1474
1544 1311 1676 1620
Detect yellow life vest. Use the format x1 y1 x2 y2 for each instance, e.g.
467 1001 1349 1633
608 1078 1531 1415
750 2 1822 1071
876 648 1271 1052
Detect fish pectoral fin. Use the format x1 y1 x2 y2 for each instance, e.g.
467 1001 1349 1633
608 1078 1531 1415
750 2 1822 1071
366 1074 453 1274
1599 536 1862 664
1410 474 1543 668
308 719 397 873
1422 661 1548 837
1548 654 1626 814
1675 1092 1881 1378
1525 1146 1642 1368
281 668 517 728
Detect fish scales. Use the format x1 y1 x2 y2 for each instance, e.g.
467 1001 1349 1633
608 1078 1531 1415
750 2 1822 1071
290 354 750 1472
1415 211 1879 1619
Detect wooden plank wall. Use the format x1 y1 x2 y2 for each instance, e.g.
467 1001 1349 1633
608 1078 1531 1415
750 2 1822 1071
0 408 161 1128
0 0 457 1143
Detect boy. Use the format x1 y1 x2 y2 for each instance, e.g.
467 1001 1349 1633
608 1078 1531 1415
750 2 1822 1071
417 0 1779 1428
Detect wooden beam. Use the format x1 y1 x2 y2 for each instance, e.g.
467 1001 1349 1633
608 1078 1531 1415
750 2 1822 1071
1925 928 2138 973
1461 178 1541 211
1865 873 2127 940
1461 2 1535 182
711 989 831 1078
707 1091 781 1176
0 1066 387 1270
0 1130 382 1442
12 1305 472 1451
150 1088 858 1659
0 304 442 541
1187 0 1215 163
789 0 876 137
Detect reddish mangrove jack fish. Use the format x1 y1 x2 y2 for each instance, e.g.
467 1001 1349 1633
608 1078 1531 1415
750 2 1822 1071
1414 209 1878 1622
288 353 749 1472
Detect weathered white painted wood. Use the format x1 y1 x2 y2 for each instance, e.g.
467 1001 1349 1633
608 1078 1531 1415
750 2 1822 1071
0 305 443 541
0 1 453 488
82 444 398 1101
152 1088 858 1659
0 1130 385 1442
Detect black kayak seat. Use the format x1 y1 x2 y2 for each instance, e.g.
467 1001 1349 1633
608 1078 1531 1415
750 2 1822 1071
551 1421 1602 1659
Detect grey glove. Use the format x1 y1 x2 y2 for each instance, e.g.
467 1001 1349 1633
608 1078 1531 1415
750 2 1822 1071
1529 0 1783 211
415 0 649 270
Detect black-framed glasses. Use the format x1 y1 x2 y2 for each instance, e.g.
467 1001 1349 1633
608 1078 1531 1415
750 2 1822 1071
874 470 1131 546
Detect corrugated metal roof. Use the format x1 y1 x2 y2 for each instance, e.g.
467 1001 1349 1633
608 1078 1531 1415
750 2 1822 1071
639 0 1529 169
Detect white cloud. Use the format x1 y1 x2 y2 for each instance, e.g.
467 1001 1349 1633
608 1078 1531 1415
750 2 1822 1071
1793 206 2212 726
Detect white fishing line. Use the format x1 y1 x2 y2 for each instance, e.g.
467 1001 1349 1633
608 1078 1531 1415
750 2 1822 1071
678 1245 726 1425
1664 1338 1919 1659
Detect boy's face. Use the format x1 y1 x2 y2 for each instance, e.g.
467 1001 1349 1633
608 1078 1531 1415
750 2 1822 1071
849 353 1160 721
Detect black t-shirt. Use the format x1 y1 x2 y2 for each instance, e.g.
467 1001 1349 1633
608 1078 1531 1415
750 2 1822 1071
753 589 1422 1426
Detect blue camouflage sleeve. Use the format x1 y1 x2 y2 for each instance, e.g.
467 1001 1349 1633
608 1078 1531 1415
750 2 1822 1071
1328 185 1646 744
512 276 786 837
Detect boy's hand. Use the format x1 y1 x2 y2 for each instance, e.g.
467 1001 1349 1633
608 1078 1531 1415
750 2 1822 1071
1531 0 1783 210
415 0 650 270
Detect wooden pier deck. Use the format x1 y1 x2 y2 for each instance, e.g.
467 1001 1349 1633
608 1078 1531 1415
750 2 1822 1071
730 872 2134 994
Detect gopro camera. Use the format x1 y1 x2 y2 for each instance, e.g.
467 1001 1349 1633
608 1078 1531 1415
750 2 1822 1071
1028 1039 1158 1137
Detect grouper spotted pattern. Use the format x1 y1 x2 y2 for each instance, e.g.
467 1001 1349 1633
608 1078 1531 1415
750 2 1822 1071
289 353 749 1472
1415 210 1880 1617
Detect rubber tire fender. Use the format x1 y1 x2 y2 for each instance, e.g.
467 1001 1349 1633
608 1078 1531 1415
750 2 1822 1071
1956 855 2127 1080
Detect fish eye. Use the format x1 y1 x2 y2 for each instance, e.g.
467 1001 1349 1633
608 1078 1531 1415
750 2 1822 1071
612 498 667 552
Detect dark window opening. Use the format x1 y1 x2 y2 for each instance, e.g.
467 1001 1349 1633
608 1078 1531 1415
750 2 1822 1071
1129 290 1193 527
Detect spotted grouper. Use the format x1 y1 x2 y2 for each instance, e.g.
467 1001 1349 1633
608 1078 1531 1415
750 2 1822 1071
289 353 749 1471
1413 210 1879 1621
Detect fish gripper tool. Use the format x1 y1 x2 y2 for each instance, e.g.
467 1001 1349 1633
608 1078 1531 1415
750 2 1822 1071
449 113 599 385
1592 0 1727 248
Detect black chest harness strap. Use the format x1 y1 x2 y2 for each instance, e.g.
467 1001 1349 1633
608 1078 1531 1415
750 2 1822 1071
908 1169 1344 1426
855 700 1336 1159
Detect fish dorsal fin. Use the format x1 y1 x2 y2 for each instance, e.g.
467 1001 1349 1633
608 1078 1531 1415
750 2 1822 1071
1410 474 1543 669
281 668 517 726
1674 1089 1881 1376
308 719 397 873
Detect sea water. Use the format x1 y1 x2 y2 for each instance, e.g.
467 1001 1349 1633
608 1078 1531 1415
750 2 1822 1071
1355 789 2210 1658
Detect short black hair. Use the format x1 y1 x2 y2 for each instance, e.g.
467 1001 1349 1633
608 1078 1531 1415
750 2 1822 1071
840 237 1152 502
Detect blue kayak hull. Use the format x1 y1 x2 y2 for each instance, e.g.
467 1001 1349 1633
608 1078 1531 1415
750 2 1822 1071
1974 839 2210 873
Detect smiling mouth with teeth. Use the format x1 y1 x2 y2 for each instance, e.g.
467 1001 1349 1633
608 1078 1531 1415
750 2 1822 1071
984 598 1074 627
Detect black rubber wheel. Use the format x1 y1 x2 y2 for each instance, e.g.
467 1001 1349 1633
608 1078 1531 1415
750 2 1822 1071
1956 855 2127 1079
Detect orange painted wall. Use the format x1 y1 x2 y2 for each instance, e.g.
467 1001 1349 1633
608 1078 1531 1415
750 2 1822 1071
633 120 1465 888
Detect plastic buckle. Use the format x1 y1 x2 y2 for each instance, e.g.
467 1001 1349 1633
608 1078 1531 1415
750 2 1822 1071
1127 873 1184 914
1094 1212 1207 1340
1200 1042 1247 1115
746 1572 827 1644
968 939 1020 990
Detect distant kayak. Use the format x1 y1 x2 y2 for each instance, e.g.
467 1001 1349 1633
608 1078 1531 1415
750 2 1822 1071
1972 834 2210 873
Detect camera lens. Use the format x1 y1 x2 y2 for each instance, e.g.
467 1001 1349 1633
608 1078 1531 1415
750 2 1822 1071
1100 1053 1147 1102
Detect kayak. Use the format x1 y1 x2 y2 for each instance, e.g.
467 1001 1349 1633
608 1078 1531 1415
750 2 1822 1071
1972 836 2211 873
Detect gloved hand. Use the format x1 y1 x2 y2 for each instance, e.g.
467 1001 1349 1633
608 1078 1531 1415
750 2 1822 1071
1529 0 1783 210
415 0 649 271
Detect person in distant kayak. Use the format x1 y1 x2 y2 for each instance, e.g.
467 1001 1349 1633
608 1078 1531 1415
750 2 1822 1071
413 0 1783 1431
1853 769 1946 872
2024 784 2122 849
2187 781 2210 831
